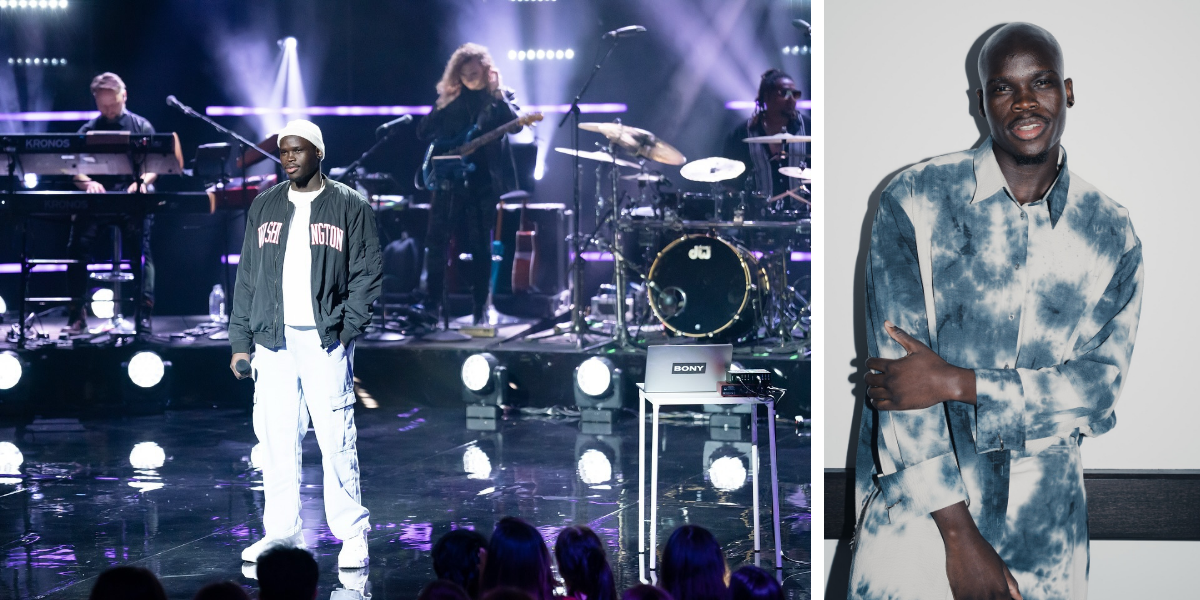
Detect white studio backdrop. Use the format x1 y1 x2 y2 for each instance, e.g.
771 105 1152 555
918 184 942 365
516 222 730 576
821 1 1200 597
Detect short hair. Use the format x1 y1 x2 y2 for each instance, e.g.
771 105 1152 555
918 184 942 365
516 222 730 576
480 517 555 600
976 23 1064 85
728 566 782 600
623 584 675 600
89 566 168 600
419 580 473 600
432 529 489 599
90 72 126 94
193 581 252 600
257 546 319 600
554 526 616 600
659 525 729 600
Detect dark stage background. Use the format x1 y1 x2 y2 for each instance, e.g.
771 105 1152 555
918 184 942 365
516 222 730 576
0 0 810 316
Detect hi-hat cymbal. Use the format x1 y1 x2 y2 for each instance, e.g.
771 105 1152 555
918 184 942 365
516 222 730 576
554 147 640 168
679 157 746 183
743 133 813 144
579 122 687 166
779 166 814 181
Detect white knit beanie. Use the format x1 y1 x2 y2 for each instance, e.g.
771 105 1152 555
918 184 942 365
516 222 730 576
277 119 325 157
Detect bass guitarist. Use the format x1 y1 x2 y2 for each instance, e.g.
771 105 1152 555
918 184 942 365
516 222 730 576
416 43 523 325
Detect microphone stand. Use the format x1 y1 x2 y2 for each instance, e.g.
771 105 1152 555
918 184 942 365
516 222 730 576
168 97 281 330
555 35 624 349
334 126 404 185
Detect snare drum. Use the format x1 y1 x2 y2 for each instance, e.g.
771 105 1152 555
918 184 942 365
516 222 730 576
647 234 768 339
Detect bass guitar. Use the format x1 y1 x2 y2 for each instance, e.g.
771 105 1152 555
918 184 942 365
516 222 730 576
421 112 543 190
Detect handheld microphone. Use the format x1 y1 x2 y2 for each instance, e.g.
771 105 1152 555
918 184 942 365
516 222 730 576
375 114 414 139
235 359 251 379
602 25 646 40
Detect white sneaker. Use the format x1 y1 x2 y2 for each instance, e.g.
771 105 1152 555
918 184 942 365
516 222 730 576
338 533 369 569
241 531 306 563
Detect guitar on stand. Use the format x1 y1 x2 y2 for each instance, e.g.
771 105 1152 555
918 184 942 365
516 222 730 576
510 190 537 294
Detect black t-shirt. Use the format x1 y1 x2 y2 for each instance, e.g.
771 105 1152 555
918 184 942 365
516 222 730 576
721 115 808 196
76 110 156 190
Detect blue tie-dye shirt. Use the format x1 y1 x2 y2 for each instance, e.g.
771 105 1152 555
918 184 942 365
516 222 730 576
855 138 1144 532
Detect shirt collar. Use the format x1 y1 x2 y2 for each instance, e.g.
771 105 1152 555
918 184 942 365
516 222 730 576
971 137 1071 228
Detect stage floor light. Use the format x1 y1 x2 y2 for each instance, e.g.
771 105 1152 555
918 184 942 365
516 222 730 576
129 442 165 469
0 441 22 475
91 288 114 319
463 445 492 479
0 351 23 390
576 357 614 398
461 353 497 393
708 454 748 492
127 351 165 388
576 448 612 485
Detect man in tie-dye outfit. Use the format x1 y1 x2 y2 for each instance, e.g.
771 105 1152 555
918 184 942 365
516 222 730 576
848 23 1143 600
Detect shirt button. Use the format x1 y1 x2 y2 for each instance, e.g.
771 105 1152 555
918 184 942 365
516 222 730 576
1020 212 1027 220
1008 314 1015 320
1004 363 1010 369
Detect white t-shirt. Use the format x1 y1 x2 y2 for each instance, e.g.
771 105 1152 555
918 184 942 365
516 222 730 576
282 185 323 327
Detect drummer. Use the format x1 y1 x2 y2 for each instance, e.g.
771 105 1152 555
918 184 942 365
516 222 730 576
721 68 809 198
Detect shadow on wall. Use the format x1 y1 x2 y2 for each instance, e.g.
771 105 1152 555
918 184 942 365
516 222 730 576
825 22 1004 600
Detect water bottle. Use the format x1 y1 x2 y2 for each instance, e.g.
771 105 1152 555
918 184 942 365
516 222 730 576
209 284 227 323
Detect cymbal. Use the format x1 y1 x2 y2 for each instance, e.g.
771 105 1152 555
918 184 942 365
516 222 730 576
679 157 745 183
779 166 814 180
579 122 687 165
554 147 640 168
621 173 668 183
743 133 813 144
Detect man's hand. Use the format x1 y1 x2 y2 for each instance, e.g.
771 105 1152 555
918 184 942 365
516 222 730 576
934 502 1022 600
230 353 251 380
84 180 106 193
865 320 975 410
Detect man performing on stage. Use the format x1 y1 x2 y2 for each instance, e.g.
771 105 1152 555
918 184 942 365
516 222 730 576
66 72 159 335
228 119 381 569
416 43 522 324
721 68 808 198
849 23 1143 600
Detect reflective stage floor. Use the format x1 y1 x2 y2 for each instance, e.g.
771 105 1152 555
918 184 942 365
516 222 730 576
0 403 810 599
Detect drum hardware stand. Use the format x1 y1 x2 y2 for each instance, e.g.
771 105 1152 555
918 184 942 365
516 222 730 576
556 32 629 349
585 141 644 353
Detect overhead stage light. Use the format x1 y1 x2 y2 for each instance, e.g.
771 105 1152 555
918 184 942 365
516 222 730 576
0 294 7 314
0 351 23 390
0 441 22 475
129 441 165 469
127 351 165 388
278 36 298 50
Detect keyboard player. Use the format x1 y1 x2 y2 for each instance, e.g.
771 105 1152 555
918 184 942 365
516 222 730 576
65 72 158 335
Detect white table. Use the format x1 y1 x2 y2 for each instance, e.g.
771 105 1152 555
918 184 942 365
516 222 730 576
637 383 784 570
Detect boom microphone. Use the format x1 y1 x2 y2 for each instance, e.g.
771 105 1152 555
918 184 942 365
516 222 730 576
792 19 811 35
602 25 646 40
375 114 414 139
165 95 192 115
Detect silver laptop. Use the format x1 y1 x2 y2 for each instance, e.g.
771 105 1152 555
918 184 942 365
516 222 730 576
643 344 733 393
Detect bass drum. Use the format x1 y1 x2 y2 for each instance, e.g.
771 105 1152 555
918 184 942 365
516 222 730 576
648 234 768 340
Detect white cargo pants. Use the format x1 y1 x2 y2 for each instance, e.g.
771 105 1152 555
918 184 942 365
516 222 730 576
252 326 370 541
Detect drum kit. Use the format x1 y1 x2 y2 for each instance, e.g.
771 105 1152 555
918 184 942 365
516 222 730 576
559 120 812 353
